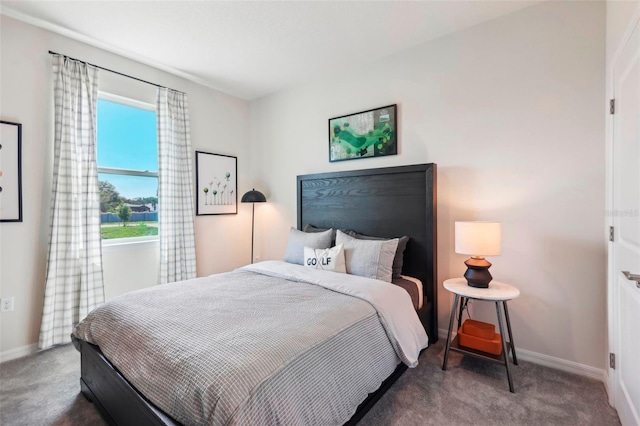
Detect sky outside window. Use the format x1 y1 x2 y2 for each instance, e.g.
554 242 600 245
97 98 157 200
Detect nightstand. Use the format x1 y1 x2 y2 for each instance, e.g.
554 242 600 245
442 277 520 393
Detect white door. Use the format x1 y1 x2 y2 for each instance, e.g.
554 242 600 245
610 12 640 426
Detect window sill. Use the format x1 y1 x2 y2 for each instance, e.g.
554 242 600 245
102 236 159 253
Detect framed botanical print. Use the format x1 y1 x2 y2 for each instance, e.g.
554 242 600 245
0 120 23 222
195 151 237 215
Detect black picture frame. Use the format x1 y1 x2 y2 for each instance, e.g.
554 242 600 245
0 120 23 222
328 104 397 162
195 151 238 215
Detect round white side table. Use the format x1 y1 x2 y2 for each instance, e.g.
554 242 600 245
442 278 520 393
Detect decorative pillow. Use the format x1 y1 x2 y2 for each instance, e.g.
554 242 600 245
284 227 333 265
303 244 346 273
335 230 398 283
347 231 410 279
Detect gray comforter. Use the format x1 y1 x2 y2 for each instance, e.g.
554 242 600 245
73 261 427 426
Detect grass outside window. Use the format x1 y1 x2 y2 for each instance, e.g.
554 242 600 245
101 222 158 239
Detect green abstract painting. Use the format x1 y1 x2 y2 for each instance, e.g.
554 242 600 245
329 104 397 162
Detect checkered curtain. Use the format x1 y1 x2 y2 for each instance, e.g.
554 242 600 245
39 55 104 349
157 88 196 284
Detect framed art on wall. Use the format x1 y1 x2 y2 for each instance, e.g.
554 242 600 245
195 151 237 215
329 104 397 162
0 120 23 222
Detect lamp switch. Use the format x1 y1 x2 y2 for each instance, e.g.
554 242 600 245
1 297 14 312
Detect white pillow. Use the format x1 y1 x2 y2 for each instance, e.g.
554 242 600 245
303 244 346 273
284 227 333 265
335 230 398 283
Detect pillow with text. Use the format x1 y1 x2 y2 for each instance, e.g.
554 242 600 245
303 244 346 273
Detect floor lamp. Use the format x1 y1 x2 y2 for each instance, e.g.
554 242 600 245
241 189 266 264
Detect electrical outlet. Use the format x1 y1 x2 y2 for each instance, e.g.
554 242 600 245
1 297 14 312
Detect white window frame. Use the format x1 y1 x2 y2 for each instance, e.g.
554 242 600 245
97 92 159 247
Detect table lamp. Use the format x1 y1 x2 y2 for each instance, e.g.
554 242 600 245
241 189 266 264
455 221 501 288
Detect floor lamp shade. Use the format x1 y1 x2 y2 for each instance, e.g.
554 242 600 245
241 190 266 203
241 189 266 264
455 221 501 288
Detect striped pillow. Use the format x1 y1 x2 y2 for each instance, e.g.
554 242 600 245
335 230 398 283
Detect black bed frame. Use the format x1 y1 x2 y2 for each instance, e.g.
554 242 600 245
77 163 437 425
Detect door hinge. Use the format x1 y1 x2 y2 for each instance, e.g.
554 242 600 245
609 226 614 242
610 353 615 369
610 99 615 115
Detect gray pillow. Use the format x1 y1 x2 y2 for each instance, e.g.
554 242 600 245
347 231 410 279
303 224 337 245
336 230 398 283
284 227 333 265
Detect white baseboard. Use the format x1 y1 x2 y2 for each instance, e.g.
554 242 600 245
437 328 607 384
0 343 38 364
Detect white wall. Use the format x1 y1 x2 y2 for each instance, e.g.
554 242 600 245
250 1 607 369
0 15 252 359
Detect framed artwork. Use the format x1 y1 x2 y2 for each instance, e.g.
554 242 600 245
0 120 23 222
195 151 237 215
329 104 397 162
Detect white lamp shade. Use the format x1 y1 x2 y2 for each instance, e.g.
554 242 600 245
455 221 501 256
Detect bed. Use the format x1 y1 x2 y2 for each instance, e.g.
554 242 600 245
73 163 437 425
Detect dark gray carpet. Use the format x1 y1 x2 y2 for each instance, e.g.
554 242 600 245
359 341 620 426
0 343 105 426
0 340 619 425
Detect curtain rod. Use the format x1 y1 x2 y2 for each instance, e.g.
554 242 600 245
48 50 186 95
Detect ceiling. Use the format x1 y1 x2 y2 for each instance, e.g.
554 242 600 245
1 1 540 100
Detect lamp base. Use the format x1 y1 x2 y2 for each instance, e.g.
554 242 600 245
464 257 493 288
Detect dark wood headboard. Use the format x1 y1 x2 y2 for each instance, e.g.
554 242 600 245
297 163 438 342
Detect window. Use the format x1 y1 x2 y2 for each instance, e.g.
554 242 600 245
97 93 158 242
